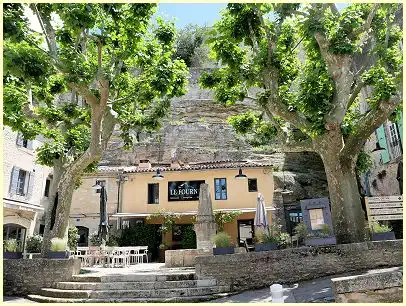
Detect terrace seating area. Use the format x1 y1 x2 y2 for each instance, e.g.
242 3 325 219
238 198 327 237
73 246 148 268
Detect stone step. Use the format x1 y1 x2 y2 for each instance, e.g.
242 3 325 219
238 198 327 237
57 279 217 290
72 271 196 283
27 293 233 303
99 272 197 283
40 286 230 299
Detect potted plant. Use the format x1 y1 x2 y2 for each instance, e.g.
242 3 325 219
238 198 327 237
212 232 235 255
304 224 337 246
48 238 70 259
370 222 396 241
278 232 292 249
3 239 23 259
255 226 280 252
26 235 43 254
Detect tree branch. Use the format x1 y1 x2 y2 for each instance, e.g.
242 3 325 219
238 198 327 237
262 99 313 134
347 80 365 109
30 4 57 57
254 7 274 61
341 94 402 159
67 83 98 106
352 4 380 38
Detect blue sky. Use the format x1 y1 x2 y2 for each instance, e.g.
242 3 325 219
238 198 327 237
157 3 349 28
157 3 227 28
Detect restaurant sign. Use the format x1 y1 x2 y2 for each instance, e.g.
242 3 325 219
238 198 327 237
168 180 205 201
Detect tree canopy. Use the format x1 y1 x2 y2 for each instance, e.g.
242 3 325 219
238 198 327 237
4 3 188 168
200 3 402 243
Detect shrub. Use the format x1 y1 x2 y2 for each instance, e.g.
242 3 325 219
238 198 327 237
212 232 233 248
320 224 332 237
68 226 78 251
89 232 102 246
4 239 22 252
294 223 308 240
181 225 197 249
370 222 392 233
278 232 292 248
106 235 119 247
26 235 43 253
50 238 67 251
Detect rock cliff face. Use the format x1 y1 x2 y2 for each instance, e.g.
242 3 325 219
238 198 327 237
101 68 329 200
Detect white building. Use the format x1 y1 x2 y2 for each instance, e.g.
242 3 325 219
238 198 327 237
3 126 52 248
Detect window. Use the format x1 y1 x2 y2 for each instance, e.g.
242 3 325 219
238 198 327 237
248 179 258 192
148 183 159 204
39 224 45 236
16 170 27 195
388 122 402 159
9 167 34 198
16 133 33 149
44 179 51 197
309 208 325 230
214 178 227 200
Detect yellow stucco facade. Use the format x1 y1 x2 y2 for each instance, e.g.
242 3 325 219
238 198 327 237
118 166 274 246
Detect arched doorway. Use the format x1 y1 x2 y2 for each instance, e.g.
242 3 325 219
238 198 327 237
76 226 89 247
3 223 27 249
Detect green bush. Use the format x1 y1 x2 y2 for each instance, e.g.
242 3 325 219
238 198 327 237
106 235 119 246
370 222 392 233
89 232 101 246
26 235 43 253
319 224 332 237
294 223 308 240
68 226 78 251
278 232 292 248
181 225 197 249
4 239 22 252
50 238 67 251
212 232 233 248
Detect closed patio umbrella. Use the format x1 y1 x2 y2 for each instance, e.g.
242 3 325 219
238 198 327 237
98 185 109 242
254 193 268 229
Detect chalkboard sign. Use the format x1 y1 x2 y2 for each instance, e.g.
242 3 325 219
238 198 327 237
168 180 205 201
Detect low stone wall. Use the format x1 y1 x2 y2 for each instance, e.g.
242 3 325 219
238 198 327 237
165 247 247 267
195 240 402 292
165 249 211 267
332 266 403 303
3 258 81 296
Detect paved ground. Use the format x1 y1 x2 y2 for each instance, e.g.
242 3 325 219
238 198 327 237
208 275 335 303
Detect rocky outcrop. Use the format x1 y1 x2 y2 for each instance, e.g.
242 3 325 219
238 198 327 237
101 68 329 200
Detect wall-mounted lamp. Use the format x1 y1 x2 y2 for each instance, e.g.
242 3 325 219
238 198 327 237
235 167 247 180
152 168 164 180
371 142 385 152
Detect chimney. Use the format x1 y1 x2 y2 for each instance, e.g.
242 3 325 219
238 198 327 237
138 159 151 169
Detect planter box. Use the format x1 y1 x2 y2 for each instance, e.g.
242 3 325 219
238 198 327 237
47 251 70 259
305 236 337 246
213 246 235 255
372 232 396 241
3 252 23 259
255 243 278 252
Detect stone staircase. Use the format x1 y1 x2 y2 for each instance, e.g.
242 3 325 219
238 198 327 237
27 269 231 303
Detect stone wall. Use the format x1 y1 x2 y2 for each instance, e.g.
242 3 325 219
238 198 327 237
194 240 402 292
332 266 403 303
165 249 211 267
3 258 81 296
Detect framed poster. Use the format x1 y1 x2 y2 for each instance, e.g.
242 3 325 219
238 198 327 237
168 180 205 201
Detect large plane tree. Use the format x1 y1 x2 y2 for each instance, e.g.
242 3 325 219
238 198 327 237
3 3 188 254
200 3 402 243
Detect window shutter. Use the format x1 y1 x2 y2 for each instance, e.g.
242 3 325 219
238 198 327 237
397 113 403 146
376 125 390 163
9 167 20 195
26 172 35 199
16 134 23 146
27 140 34 150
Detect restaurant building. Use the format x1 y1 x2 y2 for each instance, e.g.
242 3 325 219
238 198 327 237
70 160 275 249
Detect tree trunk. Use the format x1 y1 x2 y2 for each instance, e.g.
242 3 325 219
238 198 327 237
316 132 367 243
